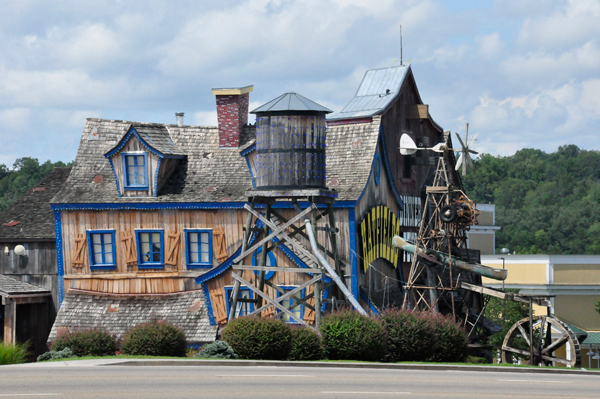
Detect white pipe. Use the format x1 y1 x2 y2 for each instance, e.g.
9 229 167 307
305 220 368 316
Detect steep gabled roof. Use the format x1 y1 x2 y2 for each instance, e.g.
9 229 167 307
105 124 186 158
251 92 332 114
0 167 71 241
328 65 410 120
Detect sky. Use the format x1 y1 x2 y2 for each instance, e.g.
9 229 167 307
1 0 599 167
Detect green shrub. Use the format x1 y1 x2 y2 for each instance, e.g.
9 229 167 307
37 347 73 362
320 310 386 361
222 316 292 360
427 314 468 363
121 321 187 357
52 330 117 357
288 327 324 361
380 309 434 362
466 355 488 364
0 341 29 365
195 341 239 359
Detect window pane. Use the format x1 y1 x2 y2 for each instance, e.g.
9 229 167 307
103 233 112 244
152 251 161 262
92 234 101 245
141 241 150 262
151 233 161 245
104 243 112 256
191 252 199 263
137 155 144 166
201 252 209 263
189 233 198 244
200 232 209 244
201 242 209 253
137 167 145 184
94 252 103 264
105 252 113 264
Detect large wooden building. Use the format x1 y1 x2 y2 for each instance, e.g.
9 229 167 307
49 65 449 341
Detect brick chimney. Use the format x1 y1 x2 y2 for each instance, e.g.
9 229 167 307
212 85 253 148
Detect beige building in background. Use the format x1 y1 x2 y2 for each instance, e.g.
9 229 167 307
468 204 500 255
481 255 600 367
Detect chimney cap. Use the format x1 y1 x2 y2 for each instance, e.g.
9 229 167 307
175 112 185 117
212 85 254 96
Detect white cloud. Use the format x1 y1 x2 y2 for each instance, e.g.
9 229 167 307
0 108 31 130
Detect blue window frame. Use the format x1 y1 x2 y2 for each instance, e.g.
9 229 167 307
252 247 276 280
185 229 213 268
122 153 148 190
136 229 164 268
225 286 254 318
278 286 305 323
87 230 116 270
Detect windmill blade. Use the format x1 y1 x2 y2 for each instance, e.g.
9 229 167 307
455 153 464 171
455 132 466 149
465 122 469 145
399 134 418 155
467 133 477 146
466 152 474 168
468 149 479 155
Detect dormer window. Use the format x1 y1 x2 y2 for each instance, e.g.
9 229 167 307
122 153 148 190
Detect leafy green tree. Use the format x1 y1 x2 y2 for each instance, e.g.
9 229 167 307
484 290 530 353
0 157 72 212
463 146 600 254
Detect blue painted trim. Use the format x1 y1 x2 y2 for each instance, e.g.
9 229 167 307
50 201 359 211
252 247 276 280
224 286 254 318
105 127 164 159
107 158 121 198
374 152 381 186
195 222 262 285
122 152 149 191
54 210 65 308
379 124 404 211
86 229 117 270
244 154 256 189
239 143 255 157
154 157 162 197
136 229 164 269
348 208 359 300
201 283 216 325
277 285 305 323
359 287 380 315
185 229 213 269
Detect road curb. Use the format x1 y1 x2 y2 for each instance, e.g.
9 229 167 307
103 359 600 375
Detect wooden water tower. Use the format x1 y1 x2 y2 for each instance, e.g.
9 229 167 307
227 92 365 329
252 92 331 190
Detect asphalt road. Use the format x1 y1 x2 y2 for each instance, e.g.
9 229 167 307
1 363 599 399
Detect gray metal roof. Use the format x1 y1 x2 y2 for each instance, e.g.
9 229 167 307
328 65 410 120
251 92 332 114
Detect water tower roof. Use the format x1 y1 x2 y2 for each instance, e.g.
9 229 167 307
251 92 332 114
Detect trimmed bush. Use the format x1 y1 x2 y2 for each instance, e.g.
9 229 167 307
427 314 468 363
380 309 434 362
52 330 117 357
37 347 73 362
121 321 187 357
222 316 292 360
320 310 386 361
195 341 239 359
0 341 29 365
288 326 324 361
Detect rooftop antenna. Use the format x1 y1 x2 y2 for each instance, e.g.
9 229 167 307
400 25 403 65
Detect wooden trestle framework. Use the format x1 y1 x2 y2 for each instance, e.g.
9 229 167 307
228 190 342 329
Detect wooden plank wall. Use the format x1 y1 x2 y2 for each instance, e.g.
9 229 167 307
61 208 247 294
109 137 160 197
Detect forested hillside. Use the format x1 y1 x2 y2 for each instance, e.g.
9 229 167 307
462 145 600 255
0 157 72 211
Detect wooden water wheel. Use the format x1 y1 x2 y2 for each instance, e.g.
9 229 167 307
502 315 581 367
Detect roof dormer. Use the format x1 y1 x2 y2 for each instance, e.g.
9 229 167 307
104 125 186 197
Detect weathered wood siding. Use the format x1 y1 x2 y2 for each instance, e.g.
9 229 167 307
0 242 59 310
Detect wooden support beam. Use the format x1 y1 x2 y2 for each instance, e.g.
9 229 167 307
264 280 316 312
234 203 315 263
233 265 324 274
3 298 16 344
231 273 319 330
242 205 320 266
459 281 551 307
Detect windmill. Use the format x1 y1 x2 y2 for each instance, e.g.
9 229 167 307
454 123 478 176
